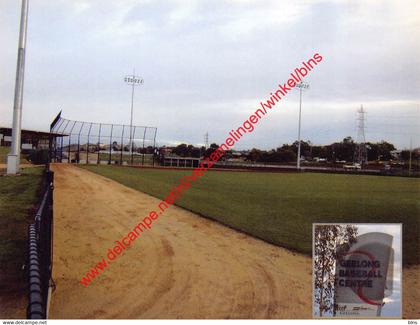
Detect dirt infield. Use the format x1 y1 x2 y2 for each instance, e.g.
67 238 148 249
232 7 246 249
48 164 418 319
48 164 312 318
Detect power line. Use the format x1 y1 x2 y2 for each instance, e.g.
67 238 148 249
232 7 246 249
368 130 420 136
354 105 368 165
368 123 420 127
368 115 420 119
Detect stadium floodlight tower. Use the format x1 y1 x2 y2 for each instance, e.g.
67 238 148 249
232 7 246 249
296 81 310 170
124 69 144 156
7 0 29 175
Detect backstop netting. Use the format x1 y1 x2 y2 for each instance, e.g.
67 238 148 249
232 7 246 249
50 112 158 166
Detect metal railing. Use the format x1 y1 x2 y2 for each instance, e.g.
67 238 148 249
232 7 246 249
27 170 54 319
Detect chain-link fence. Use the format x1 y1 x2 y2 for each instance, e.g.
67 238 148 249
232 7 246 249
50 112 158 166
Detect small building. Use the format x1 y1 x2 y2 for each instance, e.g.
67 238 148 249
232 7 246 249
0 127 65 151
162 155 201 168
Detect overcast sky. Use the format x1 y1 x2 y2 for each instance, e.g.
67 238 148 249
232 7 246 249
358 224 401 317
1 0 419 149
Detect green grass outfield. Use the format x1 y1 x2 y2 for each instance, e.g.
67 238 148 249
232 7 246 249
0 167 43 286
81 165 420 265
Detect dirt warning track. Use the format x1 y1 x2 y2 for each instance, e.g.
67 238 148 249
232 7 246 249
48 164 312 318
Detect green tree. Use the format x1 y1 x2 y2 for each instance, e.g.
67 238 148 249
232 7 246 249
173 144 189 157
204 143 219 158
246 148 263 162
314 225 358 317
376 141 396 160
276 148 296 162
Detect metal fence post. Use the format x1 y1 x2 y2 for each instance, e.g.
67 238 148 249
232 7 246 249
59 136 63 162
131 126 136 165
68 121 77 163
77 122 84 164
120 125 125 165
86 122 93 164
109 124 113 164
142 127 147 166
152 128 157 167
97 123 102 165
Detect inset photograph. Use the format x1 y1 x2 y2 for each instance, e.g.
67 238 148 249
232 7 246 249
313 223 402 318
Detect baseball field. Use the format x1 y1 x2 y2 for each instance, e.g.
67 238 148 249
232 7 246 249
47 164 419 319
81 165 420 265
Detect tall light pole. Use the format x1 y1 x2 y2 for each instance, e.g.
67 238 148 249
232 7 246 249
124 70 143 156
296 81 309 170
7 0 29 175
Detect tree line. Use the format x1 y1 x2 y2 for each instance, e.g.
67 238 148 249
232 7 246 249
167 137 417 163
